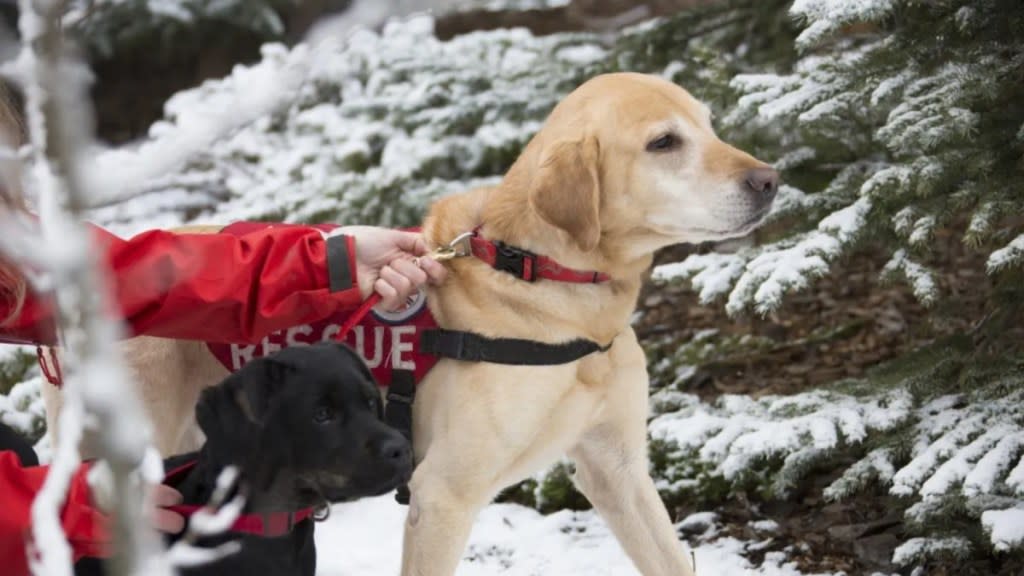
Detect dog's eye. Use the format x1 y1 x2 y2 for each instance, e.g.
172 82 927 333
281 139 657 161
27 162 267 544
646 133 680 152
313 405 335 424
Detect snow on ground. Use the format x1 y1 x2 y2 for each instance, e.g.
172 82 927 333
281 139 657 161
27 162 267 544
314 494 834 576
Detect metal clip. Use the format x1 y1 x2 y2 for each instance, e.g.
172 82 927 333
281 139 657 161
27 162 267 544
418 231 474 265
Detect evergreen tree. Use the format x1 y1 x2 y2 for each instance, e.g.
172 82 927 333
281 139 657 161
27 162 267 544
1 0 1021 572
649 0 1024 567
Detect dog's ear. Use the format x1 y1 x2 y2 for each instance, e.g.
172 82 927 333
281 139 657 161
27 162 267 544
194 357 296 489
528 136 602 252
235 357 295 424
195 373 252 458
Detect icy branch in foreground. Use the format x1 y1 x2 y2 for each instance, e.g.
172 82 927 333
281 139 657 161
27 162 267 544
164 467 244 569
7 1 163 575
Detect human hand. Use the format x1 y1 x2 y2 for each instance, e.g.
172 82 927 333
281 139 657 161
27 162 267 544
333 226 448 311
149 484 186 534
87 462 185 534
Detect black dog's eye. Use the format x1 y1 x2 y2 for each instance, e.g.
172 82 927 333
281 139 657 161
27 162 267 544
646 133 681 152
313 405 335 424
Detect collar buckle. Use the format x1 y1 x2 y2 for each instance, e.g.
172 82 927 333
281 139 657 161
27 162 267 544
493 241 537 282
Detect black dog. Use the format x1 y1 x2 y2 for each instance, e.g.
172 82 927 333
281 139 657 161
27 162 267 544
77 342 412 576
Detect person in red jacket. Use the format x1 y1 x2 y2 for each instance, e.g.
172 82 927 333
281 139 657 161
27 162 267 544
0 219 447 574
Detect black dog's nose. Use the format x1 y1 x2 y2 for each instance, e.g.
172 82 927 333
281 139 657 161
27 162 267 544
371 436 411 463
744 167 780 201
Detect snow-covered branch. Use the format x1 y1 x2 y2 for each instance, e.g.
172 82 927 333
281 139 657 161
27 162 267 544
4 1 164 575
165 467 244 570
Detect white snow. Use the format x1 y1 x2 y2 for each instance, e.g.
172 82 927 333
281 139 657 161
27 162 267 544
988 233 1024 273
963 431 1024 496
313 495 832 575
919 423 1014 498
84 15 597 236
981 507 1024 551
720 197 872 315
891 536 969 567
653 252 746 305
649 389 912 482
86 43 311 208
891 413 986 497
789 0 895 49
0 376 45 437
882 249 937 306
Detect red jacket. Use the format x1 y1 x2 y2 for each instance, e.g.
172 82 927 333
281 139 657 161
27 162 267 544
0 222 362 575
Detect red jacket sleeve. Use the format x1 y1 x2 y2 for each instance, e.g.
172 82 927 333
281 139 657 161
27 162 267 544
0 452 107 576
0 224 362 346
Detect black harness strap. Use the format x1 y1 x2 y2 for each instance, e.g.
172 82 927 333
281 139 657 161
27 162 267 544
384 369 416 505
384 332 613 506
420 329 613 365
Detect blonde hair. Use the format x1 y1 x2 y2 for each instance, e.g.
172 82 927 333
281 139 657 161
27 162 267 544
0 81 27 327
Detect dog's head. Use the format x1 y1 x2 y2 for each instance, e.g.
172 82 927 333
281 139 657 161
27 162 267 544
195 342 412 512
519 72 778 256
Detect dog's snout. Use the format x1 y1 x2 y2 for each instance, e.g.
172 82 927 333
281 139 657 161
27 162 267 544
743 167 779 201
370 435 411 463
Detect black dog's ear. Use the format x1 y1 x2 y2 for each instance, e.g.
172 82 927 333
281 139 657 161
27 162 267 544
196 357 294 434
235 357 296 425
195 373 252 458
194 357 297 491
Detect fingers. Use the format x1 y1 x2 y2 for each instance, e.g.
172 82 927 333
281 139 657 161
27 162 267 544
150 484 185 534
153 508 186 534
374 277 400 311
375 259 426 310
151 483 184 506
417 257 448 285
373 259 447 310
391 258 428 288
390 230 430 256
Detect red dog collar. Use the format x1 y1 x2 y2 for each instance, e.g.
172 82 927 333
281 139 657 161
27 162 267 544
446 227 610 284
162 459 316 538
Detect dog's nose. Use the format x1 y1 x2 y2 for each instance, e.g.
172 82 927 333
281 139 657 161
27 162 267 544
743 167 779 201
371 436 411 463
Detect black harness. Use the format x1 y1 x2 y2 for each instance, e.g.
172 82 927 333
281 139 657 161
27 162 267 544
421 329 613 365
382 237 615 504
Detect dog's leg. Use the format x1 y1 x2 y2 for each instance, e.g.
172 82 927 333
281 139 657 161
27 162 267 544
401 360 599 576
568 330 696 576
399 456 493 576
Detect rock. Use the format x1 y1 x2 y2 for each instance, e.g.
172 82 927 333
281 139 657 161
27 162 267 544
852 533 899 570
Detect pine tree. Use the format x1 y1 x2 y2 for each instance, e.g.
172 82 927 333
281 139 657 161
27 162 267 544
1 0 1022 572
647 0 1024 566
661 0 1024 315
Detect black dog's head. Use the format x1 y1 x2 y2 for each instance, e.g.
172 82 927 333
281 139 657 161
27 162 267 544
194 342 412 512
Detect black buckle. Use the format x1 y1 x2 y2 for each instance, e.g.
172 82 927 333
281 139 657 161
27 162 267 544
386 375 416 405
386 390 414 404
493 241 536 281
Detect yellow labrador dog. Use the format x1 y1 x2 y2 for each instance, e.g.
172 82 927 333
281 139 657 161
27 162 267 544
44 72 777 576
